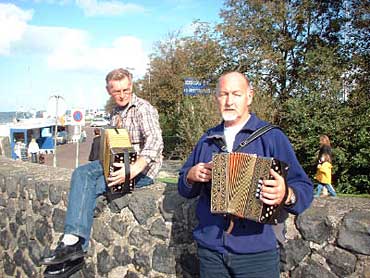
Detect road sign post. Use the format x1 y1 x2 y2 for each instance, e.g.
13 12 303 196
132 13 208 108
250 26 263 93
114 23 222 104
71 109 85 168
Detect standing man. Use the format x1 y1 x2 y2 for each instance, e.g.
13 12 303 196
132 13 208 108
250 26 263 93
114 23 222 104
88 128 101 161
28 138 40 163
40 68 163 276
178 72 313 278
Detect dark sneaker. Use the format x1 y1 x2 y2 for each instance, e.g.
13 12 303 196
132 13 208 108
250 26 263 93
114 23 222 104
40 240 85 265
44 257 85 278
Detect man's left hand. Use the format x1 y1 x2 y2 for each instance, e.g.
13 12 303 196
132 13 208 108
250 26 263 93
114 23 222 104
107 162 130 187
260 169 286 205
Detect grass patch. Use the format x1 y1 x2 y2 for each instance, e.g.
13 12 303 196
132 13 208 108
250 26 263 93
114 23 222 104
157 177 178 184
337 193 370 198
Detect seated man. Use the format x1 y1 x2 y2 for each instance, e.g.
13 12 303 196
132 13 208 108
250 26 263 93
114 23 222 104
40 68 163 274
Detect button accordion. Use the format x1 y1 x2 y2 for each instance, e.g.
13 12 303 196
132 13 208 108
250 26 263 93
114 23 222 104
211 152 289 225
99 128 137 195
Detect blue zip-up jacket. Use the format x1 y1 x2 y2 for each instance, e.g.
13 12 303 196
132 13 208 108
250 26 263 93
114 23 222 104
178 113 313 254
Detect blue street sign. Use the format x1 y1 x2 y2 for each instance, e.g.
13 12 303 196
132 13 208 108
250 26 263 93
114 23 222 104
73 110 83 122
183 78 211 96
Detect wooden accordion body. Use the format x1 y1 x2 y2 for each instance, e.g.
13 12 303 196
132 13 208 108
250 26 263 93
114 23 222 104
211 152 288 224
99 128 137 194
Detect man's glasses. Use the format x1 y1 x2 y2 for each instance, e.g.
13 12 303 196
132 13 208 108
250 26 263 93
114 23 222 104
110 89 132 97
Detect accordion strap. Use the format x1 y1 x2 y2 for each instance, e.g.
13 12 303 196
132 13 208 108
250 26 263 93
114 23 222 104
235 124 281 152
123 149 131 190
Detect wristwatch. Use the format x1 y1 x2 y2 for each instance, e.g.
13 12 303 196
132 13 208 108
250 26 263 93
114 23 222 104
285 188 296 206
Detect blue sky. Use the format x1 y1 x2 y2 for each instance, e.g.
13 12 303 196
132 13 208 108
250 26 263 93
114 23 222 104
0 0 223 113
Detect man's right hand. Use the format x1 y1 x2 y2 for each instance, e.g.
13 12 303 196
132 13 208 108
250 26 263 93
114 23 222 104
186 162 213 185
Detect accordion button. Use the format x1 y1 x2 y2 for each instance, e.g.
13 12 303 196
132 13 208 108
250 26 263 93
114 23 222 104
255 193 260 198
257 188 260 193
265 213 269 217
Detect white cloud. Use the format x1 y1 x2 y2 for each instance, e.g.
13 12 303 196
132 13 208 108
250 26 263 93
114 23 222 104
0 3 33 55
0 4 148 78
47 35 149 77
75 0 145 16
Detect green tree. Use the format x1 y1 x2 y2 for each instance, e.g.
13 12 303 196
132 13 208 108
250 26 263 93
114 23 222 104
137 24 224 158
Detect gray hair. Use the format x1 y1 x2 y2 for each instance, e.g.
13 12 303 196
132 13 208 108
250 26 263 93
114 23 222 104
105 68 133 84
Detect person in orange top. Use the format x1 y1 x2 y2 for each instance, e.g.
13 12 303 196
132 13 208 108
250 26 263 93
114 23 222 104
314 152 336 197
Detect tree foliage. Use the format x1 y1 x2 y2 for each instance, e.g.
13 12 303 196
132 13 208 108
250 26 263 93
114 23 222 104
131 0 368 193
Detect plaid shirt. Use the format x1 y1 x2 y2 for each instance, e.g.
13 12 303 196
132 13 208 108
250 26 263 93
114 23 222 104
111 94 163 179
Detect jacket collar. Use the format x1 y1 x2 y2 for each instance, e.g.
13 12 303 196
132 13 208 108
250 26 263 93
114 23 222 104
206 113 263 139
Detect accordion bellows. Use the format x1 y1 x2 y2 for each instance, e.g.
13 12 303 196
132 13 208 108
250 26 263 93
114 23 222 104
211 152 288 224
99 128 137 194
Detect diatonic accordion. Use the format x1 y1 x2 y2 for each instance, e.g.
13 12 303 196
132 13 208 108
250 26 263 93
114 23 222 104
211 152 288 224
99 128 137 195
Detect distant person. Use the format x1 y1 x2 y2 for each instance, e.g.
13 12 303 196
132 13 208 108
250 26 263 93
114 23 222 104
14 141 22 160
315 152 336 197
28 138 40 163
40 68 164 277
88 128 101 161
178 72 313 278
80 130 87 143
317 135 332 196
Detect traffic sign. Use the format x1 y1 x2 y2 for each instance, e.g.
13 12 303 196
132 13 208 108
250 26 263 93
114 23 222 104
71 109 85 126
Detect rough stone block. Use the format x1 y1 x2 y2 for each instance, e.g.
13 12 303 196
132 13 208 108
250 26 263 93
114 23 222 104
292 258 337 278
160 189 187 221
35 217 52 245
3 252 16 276
0 208 8 229
35 181 49 201
92 219 113 248
97 249 114 275
152 244 176 274
129 192 158 225
113 245 132 266
324 246 356 276
150 218 168 240
17 229 28 249
133 250 151 274
111 214 128 236
15 210 27 225
338 209 370 255
280 239 311 271
6 176 18 198
52 208 66 233
180 251 200 277
296 206 331 244
129 226 152 248
28 239 43 266
49 183 63 205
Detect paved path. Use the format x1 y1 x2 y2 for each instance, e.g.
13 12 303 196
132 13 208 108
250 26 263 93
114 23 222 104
43 126 94 169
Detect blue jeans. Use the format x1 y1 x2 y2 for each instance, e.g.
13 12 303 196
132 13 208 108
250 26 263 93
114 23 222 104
315 183 336 197
197 246 280 278
64 160 153 251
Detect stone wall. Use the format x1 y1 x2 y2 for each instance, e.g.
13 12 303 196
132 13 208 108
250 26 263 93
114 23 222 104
0 156 369 278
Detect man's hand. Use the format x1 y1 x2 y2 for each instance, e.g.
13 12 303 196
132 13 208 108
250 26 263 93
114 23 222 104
260 169 287 205
107 162 129 187
186 162 213 184
107 156 148 187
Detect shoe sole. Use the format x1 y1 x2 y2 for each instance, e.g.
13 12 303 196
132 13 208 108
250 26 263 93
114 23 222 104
41 251 85 265
44 259 85 278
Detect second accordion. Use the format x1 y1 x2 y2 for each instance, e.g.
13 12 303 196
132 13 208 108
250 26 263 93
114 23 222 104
211 152 289 224
99 128 137 195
